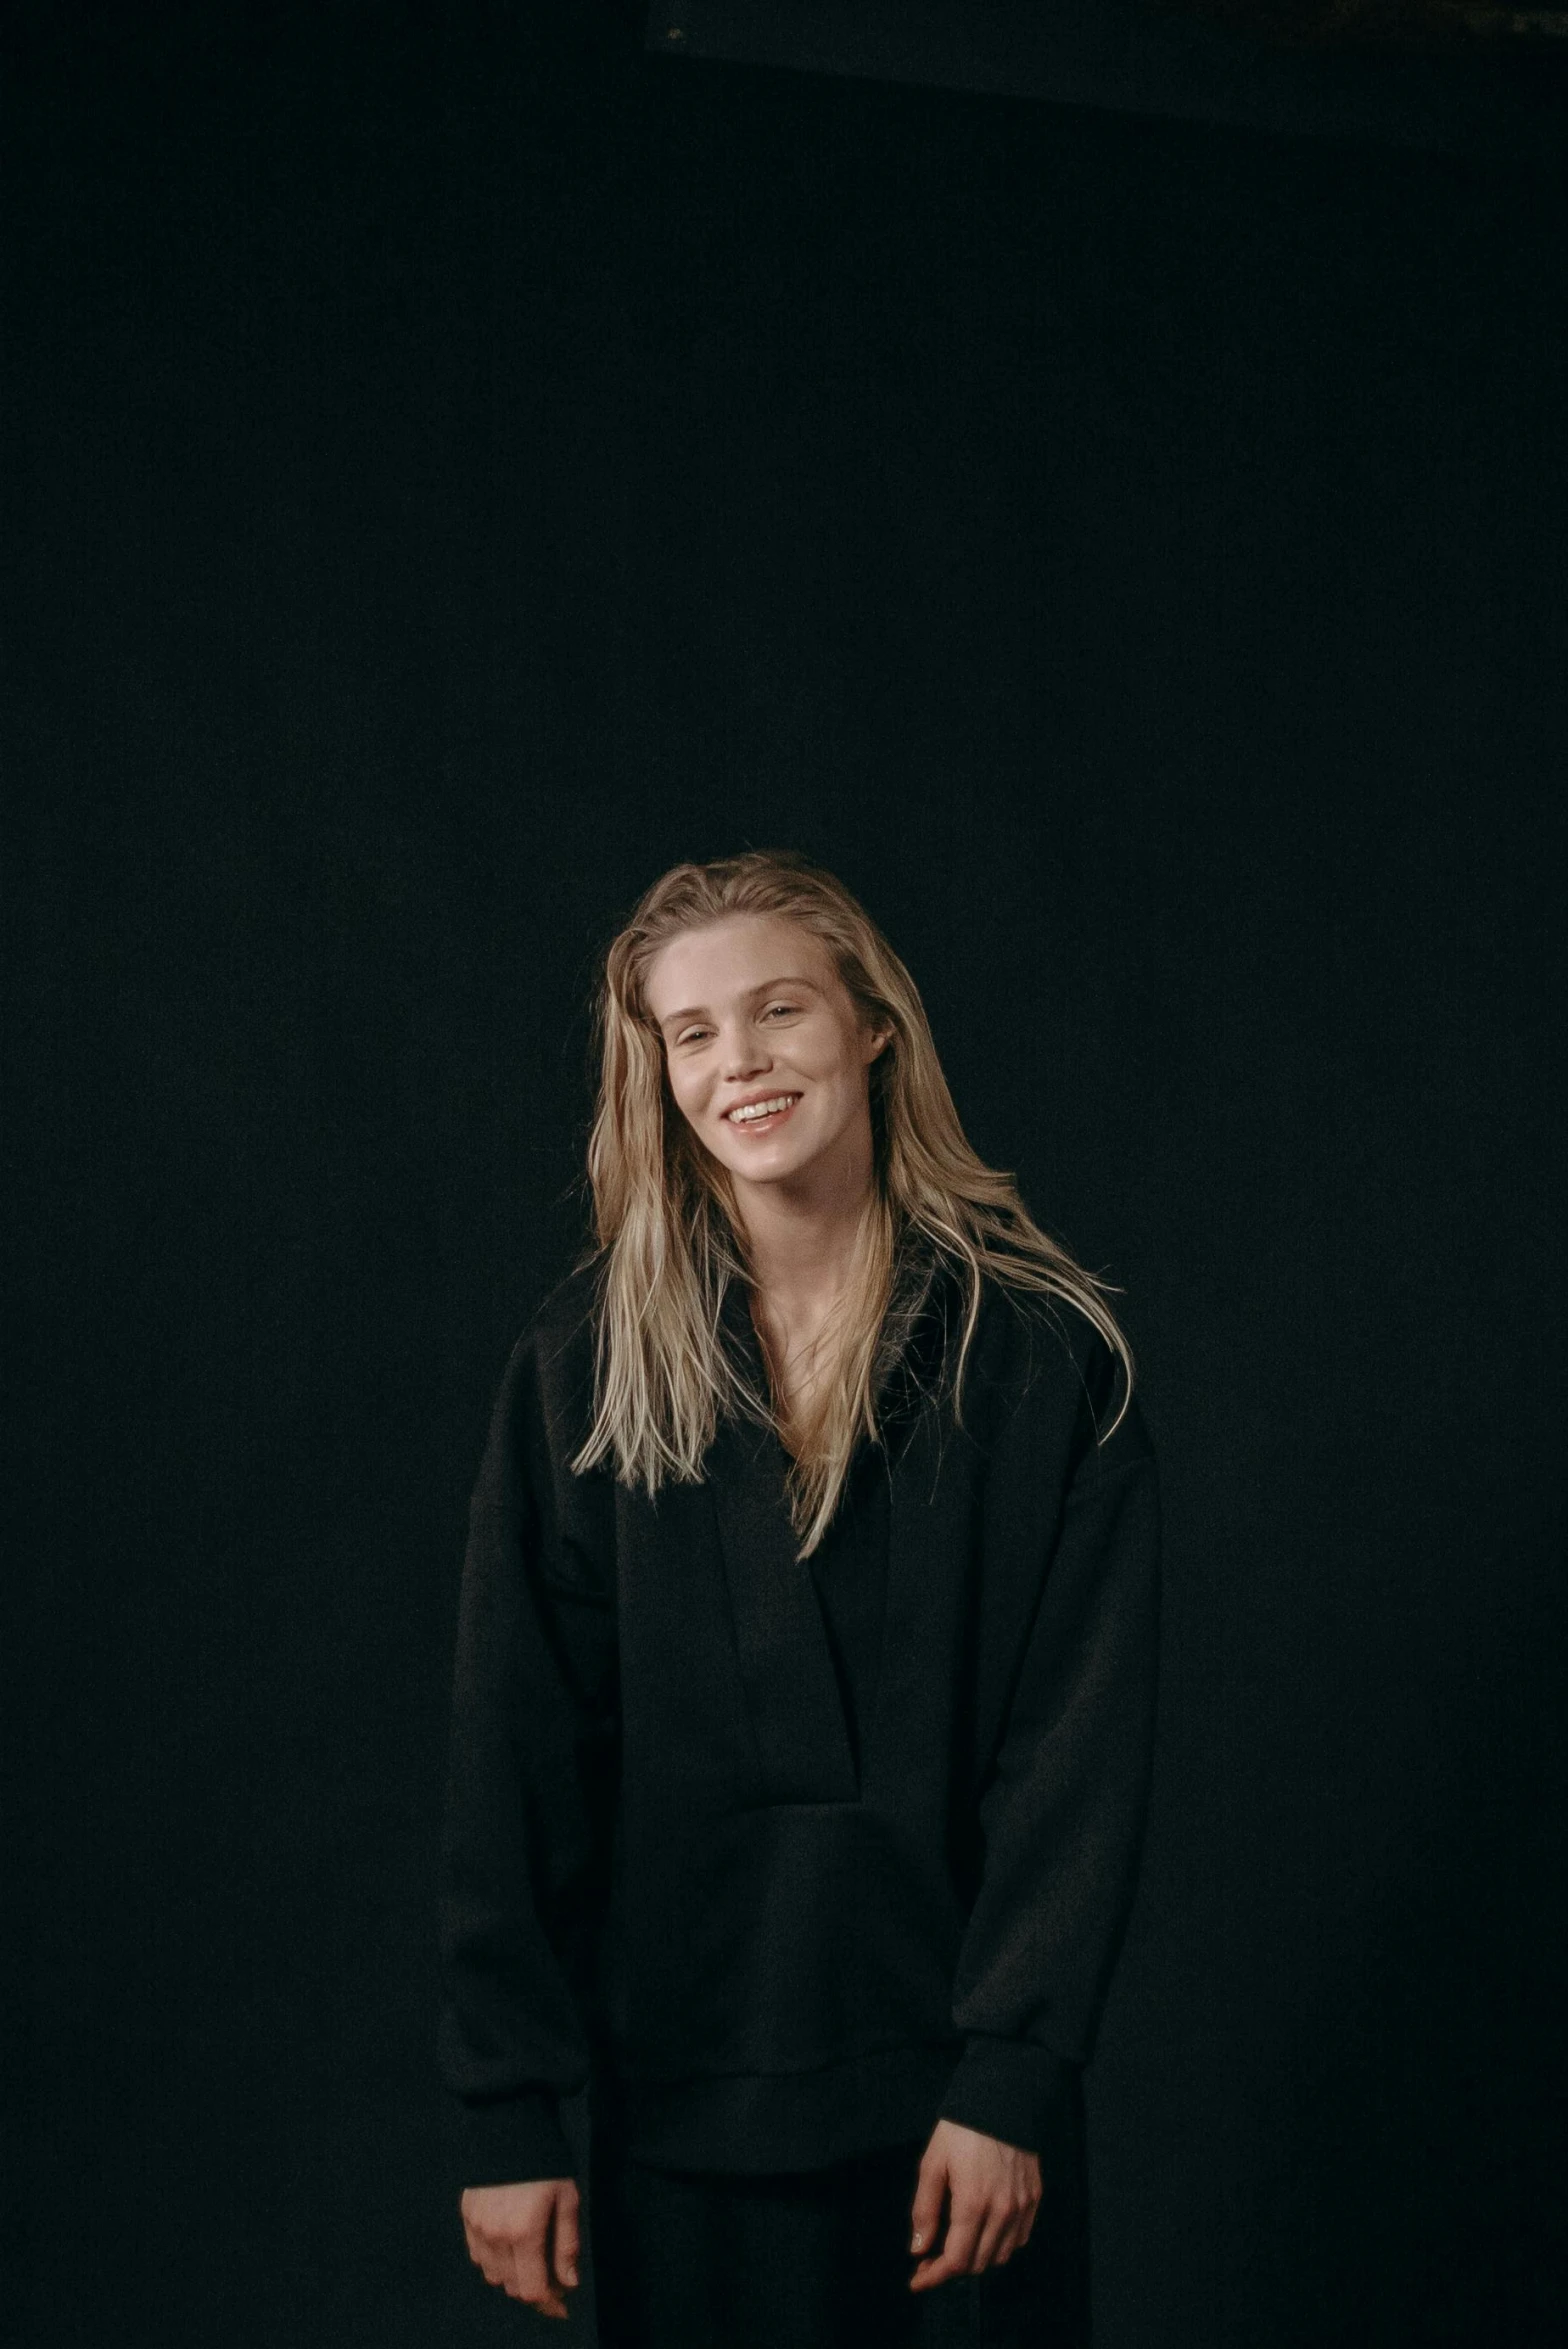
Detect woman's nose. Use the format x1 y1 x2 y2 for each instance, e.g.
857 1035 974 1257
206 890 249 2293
721 1027 771 1078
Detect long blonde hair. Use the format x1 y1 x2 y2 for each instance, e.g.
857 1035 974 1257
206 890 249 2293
568 849 1134 1556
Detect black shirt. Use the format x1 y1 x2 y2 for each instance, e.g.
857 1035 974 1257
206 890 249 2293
436 1252 1161 2189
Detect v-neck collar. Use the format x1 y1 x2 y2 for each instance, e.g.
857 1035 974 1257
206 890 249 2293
706 1240 964 1809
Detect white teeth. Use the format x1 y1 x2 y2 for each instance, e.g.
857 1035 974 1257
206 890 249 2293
727 1094 799 1123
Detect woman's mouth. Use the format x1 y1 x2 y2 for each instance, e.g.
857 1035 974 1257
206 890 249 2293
723 1092 801 1135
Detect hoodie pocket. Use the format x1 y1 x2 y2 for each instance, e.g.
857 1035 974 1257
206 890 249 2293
611 1800 966 2080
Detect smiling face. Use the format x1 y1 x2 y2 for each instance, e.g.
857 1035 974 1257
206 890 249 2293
643 913 891 1208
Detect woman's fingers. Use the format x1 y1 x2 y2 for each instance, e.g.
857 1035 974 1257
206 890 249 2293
460 2179 579 2315
908 2147 949 2268
979 2171 1044 2269
974 2194 1025 2269
461 2212 507 2288
907 2121 1045 2286
508 2235 562 2313
551 2189 582 2291
910 2192 985 2289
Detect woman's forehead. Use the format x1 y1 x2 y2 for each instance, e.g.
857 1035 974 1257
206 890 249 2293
644 914 835 1008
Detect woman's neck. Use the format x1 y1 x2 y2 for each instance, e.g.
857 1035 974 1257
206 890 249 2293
740 1149 878 1327
738 1188 878 1451
744 1213 865 1328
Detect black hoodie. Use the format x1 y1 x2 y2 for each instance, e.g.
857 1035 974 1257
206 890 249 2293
435 1246 1161 2190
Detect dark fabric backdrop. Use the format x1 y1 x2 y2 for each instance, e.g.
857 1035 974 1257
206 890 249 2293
6 4 1565 2344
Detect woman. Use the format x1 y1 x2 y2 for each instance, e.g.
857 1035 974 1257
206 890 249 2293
437 848 1161 2346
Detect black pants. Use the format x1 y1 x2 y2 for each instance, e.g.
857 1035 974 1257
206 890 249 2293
587 2129 1091 2349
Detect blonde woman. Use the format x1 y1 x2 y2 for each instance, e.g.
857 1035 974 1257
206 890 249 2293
437 849 1161 2346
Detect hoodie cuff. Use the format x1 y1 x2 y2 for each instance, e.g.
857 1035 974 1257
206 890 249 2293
937 2036 1077 2160
447 2089 576 2192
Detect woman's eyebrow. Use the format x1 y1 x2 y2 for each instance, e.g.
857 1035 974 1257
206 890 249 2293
659 977 821 1029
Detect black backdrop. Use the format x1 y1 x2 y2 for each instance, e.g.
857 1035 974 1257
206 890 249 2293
7 4 1566 2344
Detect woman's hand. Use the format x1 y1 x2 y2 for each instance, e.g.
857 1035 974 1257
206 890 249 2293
907 2118 1042 2291
460 2178 580 2319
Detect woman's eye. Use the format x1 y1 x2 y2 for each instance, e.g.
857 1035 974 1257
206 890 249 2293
672 1006 796 1046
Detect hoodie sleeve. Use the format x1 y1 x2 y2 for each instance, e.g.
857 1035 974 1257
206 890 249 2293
937 1330 1162 2164
435 1315 619 2190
